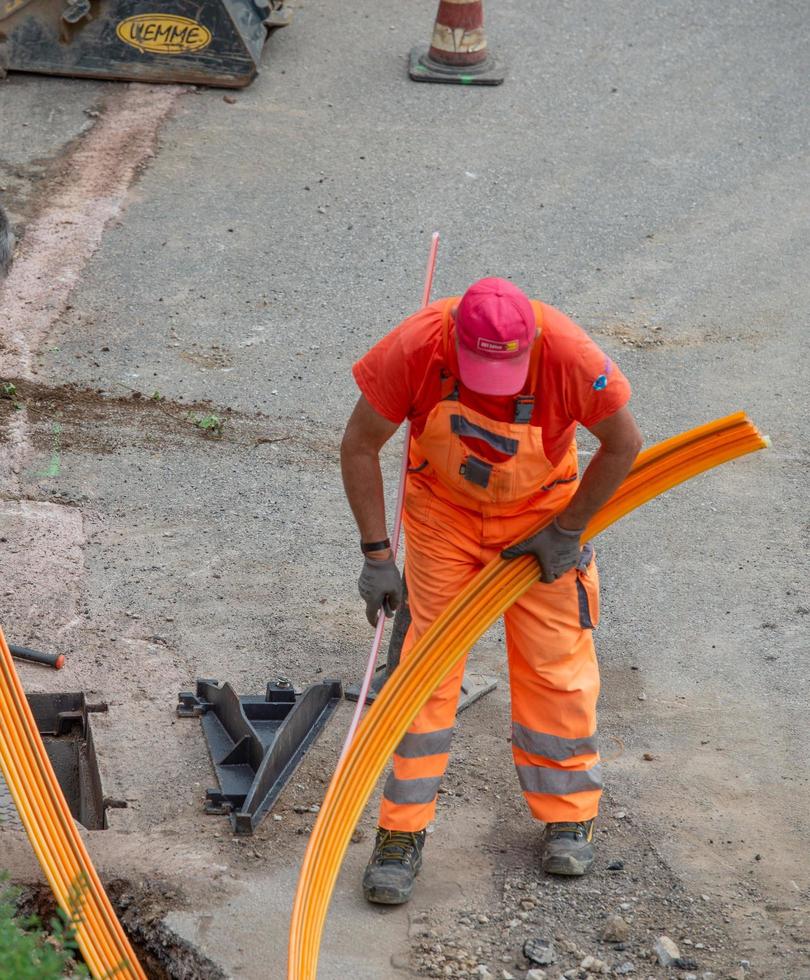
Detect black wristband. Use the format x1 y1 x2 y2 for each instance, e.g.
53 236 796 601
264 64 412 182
361 538 391 555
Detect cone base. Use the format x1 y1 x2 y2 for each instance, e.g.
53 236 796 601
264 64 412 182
408 45 505 85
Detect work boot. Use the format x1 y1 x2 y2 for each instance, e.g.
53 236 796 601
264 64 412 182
362 827 426 905
541 819 595 876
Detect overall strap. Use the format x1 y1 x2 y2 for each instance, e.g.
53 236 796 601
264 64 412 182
514 299 544 423
440 297 461 366
440 297 462 399
527 300 544 388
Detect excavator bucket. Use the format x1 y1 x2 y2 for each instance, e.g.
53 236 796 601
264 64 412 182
0 0 291 89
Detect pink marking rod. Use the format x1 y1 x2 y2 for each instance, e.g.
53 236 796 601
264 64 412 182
339 232 440 764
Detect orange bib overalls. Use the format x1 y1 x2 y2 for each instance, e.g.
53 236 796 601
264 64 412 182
379 299 603 831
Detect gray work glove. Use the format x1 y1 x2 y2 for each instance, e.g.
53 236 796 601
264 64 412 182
358 556 403 627
501 518 584 584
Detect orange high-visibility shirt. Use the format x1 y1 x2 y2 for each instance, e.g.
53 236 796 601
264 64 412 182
353 299 632 468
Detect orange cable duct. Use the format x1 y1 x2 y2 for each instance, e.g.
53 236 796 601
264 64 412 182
288 412 768 978
0 626 146 979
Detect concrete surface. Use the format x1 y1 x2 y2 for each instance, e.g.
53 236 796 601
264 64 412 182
1 0 808 977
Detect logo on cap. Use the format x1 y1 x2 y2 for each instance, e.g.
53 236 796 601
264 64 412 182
477 337 519 354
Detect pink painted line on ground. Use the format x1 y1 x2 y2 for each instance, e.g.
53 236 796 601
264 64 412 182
0 83 183 378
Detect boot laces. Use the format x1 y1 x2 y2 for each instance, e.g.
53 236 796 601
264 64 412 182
377 830 420 864
547 821 590 840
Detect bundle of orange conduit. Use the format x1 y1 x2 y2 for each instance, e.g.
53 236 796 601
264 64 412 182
288 411 768 979
0 626 145 979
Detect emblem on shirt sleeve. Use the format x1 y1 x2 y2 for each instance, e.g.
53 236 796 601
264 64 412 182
592 357 613 391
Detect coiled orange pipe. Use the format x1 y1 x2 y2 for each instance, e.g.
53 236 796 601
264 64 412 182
288 412 768 978
0 626 146 978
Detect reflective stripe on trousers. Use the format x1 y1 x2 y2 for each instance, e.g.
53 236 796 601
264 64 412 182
379 482 602 832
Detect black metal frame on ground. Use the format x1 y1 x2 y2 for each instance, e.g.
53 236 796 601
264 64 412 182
177 677 342 834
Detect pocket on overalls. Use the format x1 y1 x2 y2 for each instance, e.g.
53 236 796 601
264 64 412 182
459 455 493 488
574 543 600 629
450 414 519 503
404 480 434 526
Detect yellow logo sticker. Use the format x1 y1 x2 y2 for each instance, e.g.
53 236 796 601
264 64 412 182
116 14 212 55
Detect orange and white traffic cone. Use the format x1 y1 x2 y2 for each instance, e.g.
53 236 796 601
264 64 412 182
409 0 505 85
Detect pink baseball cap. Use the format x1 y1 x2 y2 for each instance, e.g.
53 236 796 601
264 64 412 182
454 278 536 395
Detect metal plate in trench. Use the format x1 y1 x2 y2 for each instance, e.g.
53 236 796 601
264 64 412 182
0 692 107 831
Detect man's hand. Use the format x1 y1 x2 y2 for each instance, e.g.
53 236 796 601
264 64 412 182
501 519 583 583
358 555 403 626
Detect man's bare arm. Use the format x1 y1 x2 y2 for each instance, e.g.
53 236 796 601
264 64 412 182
340 395 400 557
556 406 643 532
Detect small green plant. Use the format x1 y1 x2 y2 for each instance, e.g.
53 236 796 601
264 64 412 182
151 390 163 401
0 876 89 979
0 381 22 410
190 413 225 438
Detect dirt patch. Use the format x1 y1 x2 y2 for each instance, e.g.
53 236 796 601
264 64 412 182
17 879 227 980
6 377 222 416
109 879 228 980
0 378 291 456
589 321 767 351
0 379 337 475
179 348 234 370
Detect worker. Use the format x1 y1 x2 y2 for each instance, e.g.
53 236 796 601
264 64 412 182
340 277 642 905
